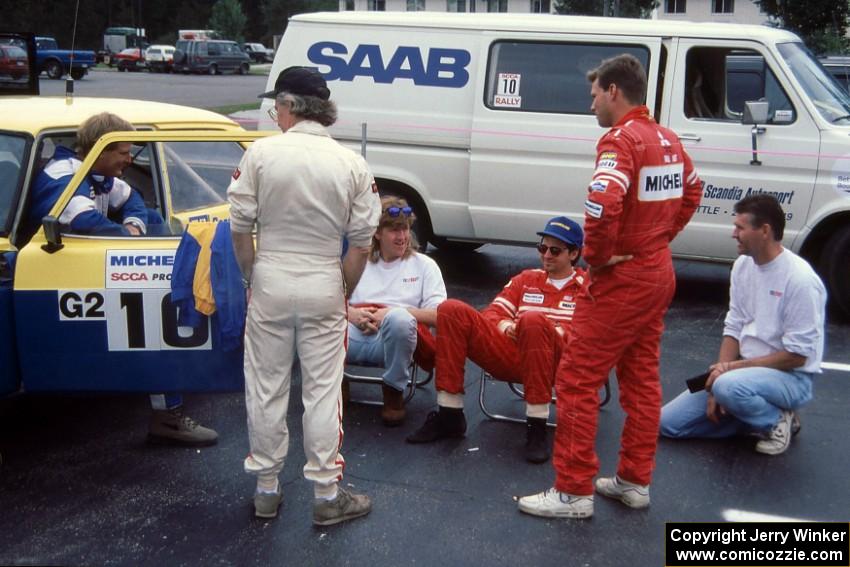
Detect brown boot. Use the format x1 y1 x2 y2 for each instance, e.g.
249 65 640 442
381 384 406 427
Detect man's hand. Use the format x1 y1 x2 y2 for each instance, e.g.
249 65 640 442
706 360 735 392
349 306 379 334
504 322 517 341
589 254 633 278
706 393 727 424
124 223 142 236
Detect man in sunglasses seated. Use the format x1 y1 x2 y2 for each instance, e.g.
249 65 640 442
346 196 447 427
407 216 586 463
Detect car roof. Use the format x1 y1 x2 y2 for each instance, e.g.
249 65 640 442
2 96 241 135
293 11 801 43
147 44 175 49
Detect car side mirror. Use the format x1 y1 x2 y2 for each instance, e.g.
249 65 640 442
742 100 769 124
742 100 769 166
41 215 64 253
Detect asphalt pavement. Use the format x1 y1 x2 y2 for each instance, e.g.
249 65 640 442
1 244 848 567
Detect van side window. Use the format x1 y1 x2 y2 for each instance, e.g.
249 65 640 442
485 41 650 114
684 47 795 124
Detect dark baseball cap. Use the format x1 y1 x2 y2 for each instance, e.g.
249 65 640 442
258 66 331 100
536 216 584 248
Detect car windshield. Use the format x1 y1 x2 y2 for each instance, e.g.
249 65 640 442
162 141 245 213
0 133 28 235
777 41 850 123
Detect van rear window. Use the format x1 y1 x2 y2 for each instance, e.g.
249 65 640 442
485 41 650 114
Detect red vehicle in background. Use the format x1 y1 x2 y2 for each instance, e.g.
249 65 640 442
113 47 145 72
0 44 29 80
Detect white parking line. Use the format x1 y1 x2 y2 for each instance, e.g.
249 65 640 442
723 509 813 523
821 362 850 372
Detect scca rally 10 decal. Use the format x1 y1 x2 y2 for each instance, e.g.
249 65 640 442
307 42 470 87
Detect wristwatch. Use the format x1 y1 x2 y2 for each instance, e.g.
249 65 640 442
241 276 251 289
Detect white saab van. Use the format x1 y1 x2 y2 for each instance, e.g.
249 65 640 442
263 12 850 315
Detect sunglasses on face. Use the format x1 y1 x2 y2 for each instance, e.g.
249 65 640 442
385 206 413 217
267 107 278 121
537 243 566 256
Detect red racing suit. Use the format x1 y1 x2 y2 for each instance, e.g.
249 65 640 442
435 268 587 405
553 106 702 495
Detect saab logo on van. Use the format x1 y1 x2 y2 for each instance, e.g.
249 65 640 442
638 164 684 202
307 42 470 88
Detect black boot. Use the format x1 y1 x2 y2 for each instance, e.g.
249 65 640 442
406 406 466 443
525 417 550 464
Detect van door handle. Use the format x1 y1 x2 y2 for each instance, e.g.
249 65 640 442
679 134 702 142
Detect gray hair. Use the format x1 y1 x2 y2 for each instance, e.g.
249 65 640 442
275 92 337 126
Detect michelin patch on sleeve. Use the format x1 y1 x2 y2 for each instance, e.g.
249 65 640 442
597 151 618 169
585 199 603 219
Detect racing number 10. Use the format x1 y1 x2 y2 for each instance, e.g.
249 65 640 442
119 291 209 349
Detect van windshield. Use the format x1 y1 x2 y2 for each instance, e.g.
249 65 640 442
778 41 850 123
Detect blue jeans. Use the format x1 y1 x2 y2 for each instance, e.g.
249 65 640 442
346 307 417 392
660 367 813 438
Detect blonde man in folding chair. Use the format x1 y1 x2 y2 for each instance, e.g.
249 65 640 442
407 217 587 464
346 196 446 427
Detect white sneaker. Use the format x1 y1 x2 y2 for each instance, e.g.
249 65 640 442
594 476 650 509
755 410 794 455
517 488 593 519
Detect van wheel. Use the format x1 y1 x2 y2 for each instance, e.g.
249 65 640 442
238 63 249 75
821 226 850 319
45 60 63 79
208 64 218 75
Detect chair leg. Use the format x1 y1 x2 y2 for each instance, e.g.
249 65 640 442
344 362 422 406
477 370 555 428
477 371 612 428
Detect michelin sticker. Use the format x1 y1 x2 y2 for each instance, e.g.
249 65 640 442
494 72 522 108
106 249 174 289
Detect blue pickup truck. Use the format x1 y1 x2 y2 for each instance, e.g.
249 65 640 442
35 36 95 80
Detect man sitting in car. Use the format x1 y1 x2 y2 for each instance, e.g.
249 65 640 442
27 111 218 447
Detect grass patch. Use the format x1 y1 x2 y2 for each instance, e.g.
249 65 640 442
206 101 261 115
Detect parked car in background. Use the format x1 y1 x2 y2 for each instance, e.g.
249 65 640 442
819 56 850 92
241 42 273 63
145 45 175 73
34 36 95 80
0 44 28 80
113 47 145 72
172 39 250 75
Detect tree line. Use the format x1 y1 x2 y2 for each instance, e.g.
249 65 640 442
1 0 845 54
0 0 336 50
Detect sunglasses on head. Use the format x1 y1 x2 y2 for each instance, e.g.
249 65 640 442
537 242 568 256
385 206 413 217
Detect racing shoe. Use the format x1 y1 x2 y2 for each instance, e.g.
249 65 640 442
406 407 466 443
148 407 218 446
524 417 550 464
594 475 650 509
313 487 372 526
517 488 593 519
755 410 794 455
254 488 283 519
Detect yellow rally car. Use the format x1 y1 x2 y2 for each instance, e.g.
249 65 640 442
0 33 269 396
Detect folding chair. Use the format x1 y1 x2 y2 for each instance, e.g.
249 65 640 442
343 321 435 406
478 370 611 427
